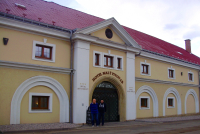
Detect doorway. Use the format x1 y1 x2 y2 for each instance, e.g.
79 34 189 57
92 81 119 122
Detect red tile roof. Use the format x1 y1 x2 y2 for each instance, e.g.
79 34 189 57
0 0 199 65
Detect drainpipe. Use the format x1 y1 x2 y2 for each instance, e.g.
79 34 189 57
69 29 76 123
199 70 200 112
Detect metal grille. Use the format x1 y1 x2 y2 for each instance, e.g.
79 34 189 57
92 81 119 122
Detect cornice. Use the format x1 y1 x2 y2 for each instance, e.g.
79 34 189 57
135 77 200 87
0 16 71 40
0 60 72 74
72 33 141 53
139 50 200 70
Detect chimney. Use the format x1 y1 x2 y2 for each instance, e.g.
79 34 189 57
185 39 191 53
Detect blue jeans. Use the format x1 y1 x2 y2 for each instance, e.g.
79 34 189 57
99 112 105 125
91 113 99 126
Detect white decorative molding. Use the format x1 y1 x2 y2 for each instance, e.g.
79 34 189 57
163 87 181 116
10 76 69 124
32 40 56 62
126 52 136 120
44 38 47 43
0 60 72 74
188 71 194 82
29 92 53 113
76 17 142 49
185 89 199 114
73 40 90 124
93 51 102 68
167 97 175 108
168 67 176 79
140 61 151 76
135 77 200 87
139 96 150 110
136 85 159 117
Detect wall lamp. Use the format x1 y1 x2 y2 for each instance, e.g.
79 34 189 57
3 38 9 45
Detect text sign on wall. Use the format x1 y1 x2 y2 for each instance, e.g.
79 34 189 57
92 71 123 84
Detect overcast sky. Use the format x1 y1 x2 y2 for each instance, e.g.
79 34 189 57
45 0 200 57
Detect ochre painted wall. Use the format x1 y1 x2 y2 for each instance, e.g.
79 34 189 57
135 81 199 118
0 27 70 68
135 57 199 85
89 44 126 121
91 27 125 44
20 86 60 124
0 67 70 125
186 94 196 114
165 93 177 116
136 92 153 118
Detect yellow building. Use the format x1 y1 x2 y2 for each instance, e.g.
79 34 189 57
0 0 199 125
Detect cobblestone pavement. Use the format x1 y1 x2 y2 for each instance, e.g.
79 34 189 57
1 115 200 133
0 123 81 133
10 119 200 134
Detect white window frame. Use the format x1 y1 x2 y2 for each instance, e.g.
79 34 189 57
115 56 123 71
167 97 175 108
103 53 115 69
168 67 175 79
29 92 53 113
140 61 151 76
93 51 102 68
188 71 194 82
139 96 150 109
32 40 56 62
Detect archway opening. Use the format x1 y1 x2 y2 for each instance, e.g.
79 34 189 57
92 81 119 122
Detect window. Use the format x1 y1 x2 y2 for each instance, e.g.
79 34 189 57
29 93 52 113
95 53 100 65
188 72 194 82
116 56 123 70
142 64 149 74
117 58 121 69
140 96 150 109
167 97 175 108
93 51 102 67
32 40 56 62
32 96 49 109
140 62 151 76
35 45 52 59
168 67 175 79
104 55 113 67
169 69 174 78
141 98 148 107
168 99 173 106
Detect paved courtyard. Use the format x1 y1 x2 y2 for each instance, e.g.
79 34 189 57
1 115 200 133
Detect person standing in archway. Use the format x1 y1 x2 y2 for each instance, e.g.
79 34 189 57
98 99 106 126
90 98 99 127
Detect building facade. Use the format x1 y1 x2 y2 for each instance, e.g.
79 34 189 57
0 0 200 125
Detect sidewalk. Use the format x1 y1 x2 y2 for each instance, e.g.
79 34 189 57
1 115 200 133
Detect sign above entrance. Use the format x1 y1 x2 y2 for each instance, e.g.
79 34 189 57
92 71 123 84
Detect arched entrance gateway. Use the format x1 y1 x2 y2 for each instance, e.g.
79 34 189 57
92 81 119 122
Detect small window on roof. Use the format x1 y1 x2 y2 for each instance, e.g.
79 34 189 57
105 29 113 39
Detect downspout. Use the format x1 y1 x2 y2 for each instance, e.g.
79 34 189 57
69 29 76 123
199 70 200 112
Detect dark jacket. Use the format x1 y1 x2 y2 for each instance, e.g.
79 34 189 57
90 103 98 114
98 103 106 113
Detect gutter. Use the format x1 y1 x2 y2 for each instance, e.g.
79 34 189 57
69 29 76 123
